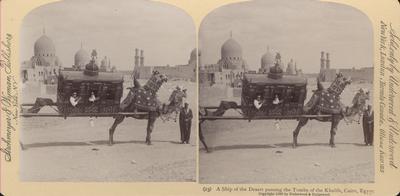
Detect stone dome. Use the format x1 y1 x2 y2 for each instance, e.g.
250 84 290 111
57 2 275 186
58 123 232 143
190 48 197 60
221 38 242 60
261 49 274 66
74 48 90 66
189 48 201 65
34 34 56 57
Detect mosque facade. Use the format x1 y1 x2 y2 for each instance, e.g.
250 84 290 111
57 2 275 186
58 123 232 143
72 47 116 72
199 37 248 87
318 51 373 82
21 32 118 85
21 31 62 84
259 49 303 76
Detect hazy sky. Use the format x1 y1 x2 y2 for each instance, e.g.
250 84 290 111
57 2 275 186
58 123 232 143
199 0 373 73
20 0 195 70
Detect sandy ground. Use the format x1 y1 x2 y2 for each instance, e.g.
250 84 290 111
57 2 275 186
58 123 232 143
20 80 197 182
199 80 374 184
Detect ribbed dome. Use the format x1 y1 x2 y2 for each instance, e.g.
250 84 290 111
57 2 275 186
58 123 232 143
34 35 56 57
74 48 90 66
221 38 242 59
261 50 274 66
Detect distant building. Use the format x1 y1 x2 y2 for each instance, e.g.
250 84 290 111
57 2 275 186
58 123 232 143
339 67 373 82
259 47 274 74
73 44 90 71
286 59 295 75
259 47 302 76
134 48 196 81
294 62 303 76
318 51 373 82
199 35 304 87
73 47 116 72
100 56 114 72
199 35 248 87
20 30 62 84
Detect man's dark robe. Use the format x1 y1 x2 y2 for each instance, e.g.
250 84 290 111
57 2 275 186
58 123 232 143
179 108 193 143
362 110 374 145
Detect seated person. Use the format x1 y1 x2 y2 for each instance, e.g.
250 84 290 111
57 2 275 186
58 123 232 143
88 91 98 103
272 94 282 105
70 92 81 107
254 95 264 110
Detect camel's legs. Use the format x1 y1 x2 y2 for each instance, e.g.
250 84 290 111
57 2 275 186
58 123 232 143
145 112 157 145
199 123 209 152
109 115 125 145
329 116 340 147
292 118 309 148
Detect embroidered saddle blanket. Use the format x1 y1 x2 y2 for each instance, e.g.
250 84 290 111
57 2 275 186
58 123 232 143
120 87 161 112
304 90 344 114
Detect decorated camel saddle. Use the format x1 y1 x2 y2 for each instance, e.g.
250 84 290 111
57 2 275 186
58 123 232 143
304 73 351 114
120 71 168 112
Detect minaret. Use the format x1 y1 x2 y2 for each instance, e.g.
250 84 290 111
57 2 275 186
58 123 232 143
326 52 330 70
140 50 144 67
133 49 140 78
134 48 139 68
319 51 326 81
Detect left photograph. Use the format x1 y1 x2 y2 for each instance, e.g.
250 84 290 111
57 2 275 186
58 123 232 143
19 0 197 182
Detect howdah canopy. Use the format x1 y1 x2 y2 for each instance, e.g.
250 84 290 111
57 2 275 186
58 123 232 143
241 73 307 117
57 70 124 114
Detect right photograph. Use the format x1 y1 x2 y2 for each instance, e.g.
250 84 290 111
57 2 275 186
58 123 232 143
198 0 374 184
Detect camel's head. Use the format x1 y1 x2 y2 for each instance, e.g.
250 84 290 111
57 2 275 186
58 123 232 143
327 72 352 95
353 88 370 109
344 88 371 123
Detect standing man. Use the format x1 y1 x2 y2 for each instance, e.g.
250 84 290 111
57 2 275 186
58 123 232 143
362 105 374 145
179 103 193 144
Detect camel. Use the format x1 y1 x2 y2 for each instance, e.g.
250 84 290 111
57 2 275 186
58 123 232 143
199 73 369 151
292 73 369 148
108 71 183 146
